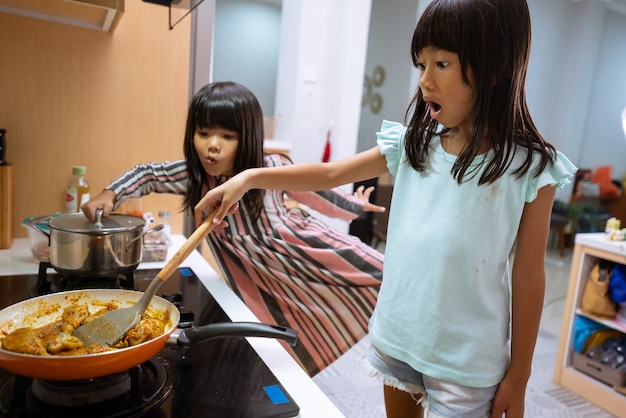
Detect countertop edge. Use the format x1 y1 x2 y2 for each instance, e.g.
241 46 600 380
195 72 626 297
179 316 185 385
574 232 626 257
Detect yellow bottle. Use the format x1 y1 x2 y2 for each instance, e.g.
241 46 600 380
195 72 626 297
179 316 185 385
65 165 90 213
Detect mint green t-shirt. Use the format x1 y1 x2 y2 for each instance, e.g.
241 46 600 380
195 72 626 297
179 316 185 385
368 120 577 387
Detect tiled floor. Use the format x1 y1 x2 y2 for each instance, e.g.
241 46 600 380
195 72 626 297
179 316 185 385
313 245 618 417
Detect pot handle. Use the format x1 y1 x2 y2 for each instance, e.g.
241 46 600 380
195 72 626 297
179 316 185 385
125 224 165 252
26 215 54 238
94 208 104 229
169 322 298 347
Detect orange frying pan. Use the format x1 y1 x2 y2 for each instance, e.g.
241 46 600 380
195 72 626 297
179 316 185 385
0 289 297 381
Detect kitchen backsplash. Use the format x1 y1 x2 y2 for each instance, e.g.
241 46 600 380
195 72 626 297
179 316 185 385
0 1 191 239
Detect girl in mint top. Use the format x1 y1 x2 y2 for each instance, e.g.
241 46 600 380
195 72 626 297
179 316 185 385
373 118 574 385
197 0 577 416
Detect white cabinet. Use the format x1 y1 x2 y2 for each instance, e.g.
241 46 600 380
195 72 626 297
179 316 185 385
554 233 626 416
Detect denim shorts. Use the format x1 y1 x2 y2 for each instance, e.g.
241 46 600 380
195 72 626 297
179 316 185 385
366 345 498 418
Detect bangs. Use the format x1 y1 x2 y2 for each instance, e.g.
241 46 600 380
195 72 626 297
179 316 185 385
411 1 462 60
194 95 240 133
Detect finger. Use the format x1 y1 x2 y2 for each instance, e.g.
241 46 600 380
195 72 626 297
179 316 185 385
101 206 112 217
194 206 206 227
210 207 226 225
226 201 240 216
203 204 231 226
82 208 94 222
490 408 505 418
489 401 506 418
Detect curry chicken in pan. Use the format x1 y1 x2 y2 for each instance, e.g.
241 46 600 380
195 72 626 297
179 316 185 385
1 303 168 356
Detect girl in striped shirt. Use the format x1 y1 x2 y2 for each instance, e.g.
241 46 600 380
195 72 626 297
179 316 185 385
82 81 384 376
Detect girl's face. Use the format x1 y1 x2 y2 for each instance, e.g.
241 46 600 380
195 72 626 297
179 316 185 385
193 126 239 177
416 46 476 133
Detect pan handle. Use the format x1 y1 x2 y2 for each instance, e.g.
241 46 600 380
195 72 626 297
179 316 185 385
168 322 298 347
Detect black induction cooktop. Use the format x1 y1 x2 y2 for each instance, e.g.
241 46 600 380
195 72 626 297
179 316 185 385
0 267 300 418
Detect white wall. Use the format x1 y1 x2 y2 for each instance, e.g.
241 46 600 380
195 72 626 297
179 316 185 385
272 0 372 232
356 0 420 153
274 0 372 167
194 0 371 168
192 0 626 227
577 10 626 175
192 0 372 233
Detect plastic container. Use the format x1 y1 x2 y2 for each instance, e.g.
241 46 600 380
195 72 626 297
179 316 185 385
65 165 90 213
158 211 172 240
22 214 60 262
141 211 169 262
142 230 169 262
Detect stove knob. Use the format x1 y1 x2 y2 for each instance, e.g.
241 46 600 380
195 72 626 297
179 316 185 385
162 292 184 307
178 309 195 328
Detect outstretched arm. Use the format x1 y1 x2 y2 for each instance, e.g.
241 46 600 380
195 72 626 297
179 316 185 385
353 185 387 213
285 186 386 221
81 161 188 222
195 146 388 226
490 184 556 418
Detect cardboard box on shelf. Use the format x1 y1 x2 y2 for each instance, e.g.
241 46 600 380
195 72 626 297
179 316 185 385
572 351 626 387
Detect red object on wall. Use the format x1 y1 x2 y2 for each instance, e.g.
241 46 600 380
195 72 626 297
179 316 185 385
322 129 331 162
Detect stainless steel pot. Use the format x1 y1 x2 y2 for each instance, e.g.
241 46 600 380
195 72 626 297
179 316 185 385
31 210 162 276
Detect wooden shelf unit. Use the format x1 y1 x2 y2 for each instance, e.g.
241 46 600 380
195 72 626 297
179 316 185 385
554 233 626 417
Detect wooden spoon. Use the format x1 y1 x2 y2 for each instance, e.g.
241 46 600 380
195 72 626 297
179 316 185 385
73 211 219 347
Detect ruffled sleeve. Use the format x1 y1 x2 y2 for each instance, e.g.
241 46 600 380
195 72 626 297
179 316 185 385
376 120 406 177
526 151 578 202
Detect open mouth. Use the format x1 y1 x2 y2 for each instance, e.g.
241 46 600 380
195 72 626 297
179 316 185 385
425 100 442 119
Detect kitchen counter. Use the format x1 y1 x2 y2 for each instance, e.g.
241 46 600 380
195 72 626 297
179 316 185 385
0 236 345 418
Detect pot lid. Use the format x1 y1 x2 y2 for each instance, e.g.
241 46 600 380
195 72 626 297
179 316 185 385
23 214 62 232
48 213 145 234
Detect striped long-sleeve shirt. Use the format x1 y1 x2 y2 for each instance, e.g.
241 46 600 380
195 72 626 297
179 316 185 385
107 154 383 375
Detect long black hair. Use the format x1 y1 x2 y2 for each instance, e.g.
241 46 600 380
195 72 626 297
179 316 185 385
405 0 556 184
183 82 265 220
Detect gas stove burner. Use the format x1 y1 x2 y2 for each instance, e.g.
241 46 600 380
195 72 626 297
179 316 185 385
47 273 127 293
0 267 301 418
32 372 131 406
30 262 136 297
0 357 173 418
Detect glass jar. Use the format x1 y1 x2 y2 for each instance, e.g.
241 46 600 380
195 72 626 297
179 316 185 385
65 165 90 213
